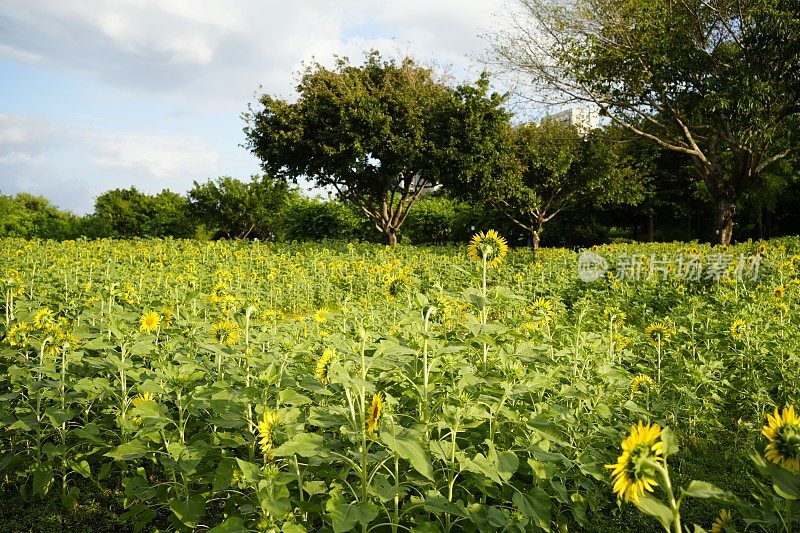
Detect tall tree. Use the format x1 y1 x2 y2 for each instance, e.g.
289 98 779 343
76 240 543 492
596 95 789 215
244 51 511 245
490 0 800 244
187 176 291 239
455 121 644 254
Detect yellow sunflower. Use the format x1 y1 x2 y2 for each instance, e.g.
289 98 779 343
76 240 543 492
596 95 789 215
468 230 509 268
257 409 280 456
730 319 747 340
131 392 154 407
605 421 664 503
774 286 786 299
33 307 55 329
631 374 655 393
763 405 800 472
384 273 409 301
139 311 161 334
367 393 383 435
603 307 627 327
315 348 335 383
211 321 240 346
644 322 674 346
711 509 732 533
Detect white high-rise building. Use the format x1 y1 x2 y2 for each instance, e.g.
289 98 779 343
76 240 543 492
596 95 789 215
540 108 599 134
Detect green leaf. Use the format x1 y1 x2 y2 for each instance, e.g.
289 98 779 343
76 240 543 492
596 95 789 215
634 494 673 531
660 427 679 456
169 494 206 528
105 440 150 461
381 428 435 481
69 460 91 478
683 481 738 504
512 488 551 531
326 492 379 533
208 516 246 533
272 433 326 458
32 466 53 496
463 453 503 484
235 458 262 485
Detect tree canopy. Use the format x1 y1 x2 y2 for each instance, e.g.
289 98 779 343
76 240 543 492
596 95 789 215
490 0 800 244
244 52 512 245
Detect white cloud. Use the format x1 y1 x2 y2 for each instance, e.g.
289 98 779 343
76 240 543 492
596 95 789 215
0 113 221 213
88 131 218 182
0 1 506 107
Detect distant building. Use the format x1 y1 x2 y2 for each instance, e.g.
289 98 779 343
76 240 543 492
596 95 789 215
540 108 599 134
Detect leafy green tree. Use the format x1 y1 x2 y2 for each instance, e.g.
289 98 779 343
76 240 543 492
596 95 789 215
490 0 800 244
187 176 291 239
0 193 78 239
94 187 151 237
451 121 644 254
244 51 511 245
143 190 193 238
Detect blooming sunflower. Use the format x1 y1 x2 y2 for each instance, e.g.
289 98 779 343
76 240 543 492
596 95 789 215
33 307 55 329
711 509 732 533
528 298 554 322
139 311 161 334
131 392 154 407
257 409 280 456
730 318 747 340
6 322 31 348
631 374 655 393
605 421 664 503
603 307 627 327
384 274 409 301
313 309 328 324
763 405 800 472
644 322 673 346
468 230 509 268
367 393 383 435
774 285 786 298
315 348 335 383
211 321 240 346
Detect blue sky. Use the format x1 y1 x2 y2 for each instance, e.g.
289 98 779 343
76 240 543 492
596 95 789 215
0 1 509 214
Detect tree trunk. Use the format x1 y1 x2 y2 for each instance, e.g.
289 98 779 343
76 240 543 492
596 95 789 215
713 197 736 245
386 231 397 246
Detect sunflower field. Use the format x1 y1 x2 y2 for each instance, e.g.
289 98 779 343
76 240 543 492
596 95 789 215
1 236 799 532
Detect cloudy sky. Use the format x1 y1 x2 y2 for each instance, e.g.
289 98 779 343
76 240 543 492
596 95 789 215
0 0 511 214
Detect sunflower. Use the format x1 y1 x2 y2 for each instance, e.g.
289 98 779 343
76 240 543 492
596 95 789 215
763 405 800 472
605 421 664 503
313 309 328 324
131 392 154 407
139 311 161 334
6 322 31 348
384 273 409 301
774 285 786 298
257 409 280 456
528 298 554 322
315 348 335 383
603 307 627 327
631 374 655 393
211 321 240 346
367 393 383 435
711 509 732 533
644 322 673 346
730 318 747 340
468 230 509 268
33 307 55 329
613 333 631 351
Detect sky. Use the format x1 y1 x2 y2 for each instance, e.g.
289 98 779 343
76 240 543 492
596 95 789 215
0 0 512 215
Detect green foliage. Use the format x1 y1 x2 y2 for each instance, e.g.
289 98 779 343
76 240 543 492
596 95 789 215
0 193 79 239
244 51 511 245
187 175 292 240
492 0 800 243
279 195 375 242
